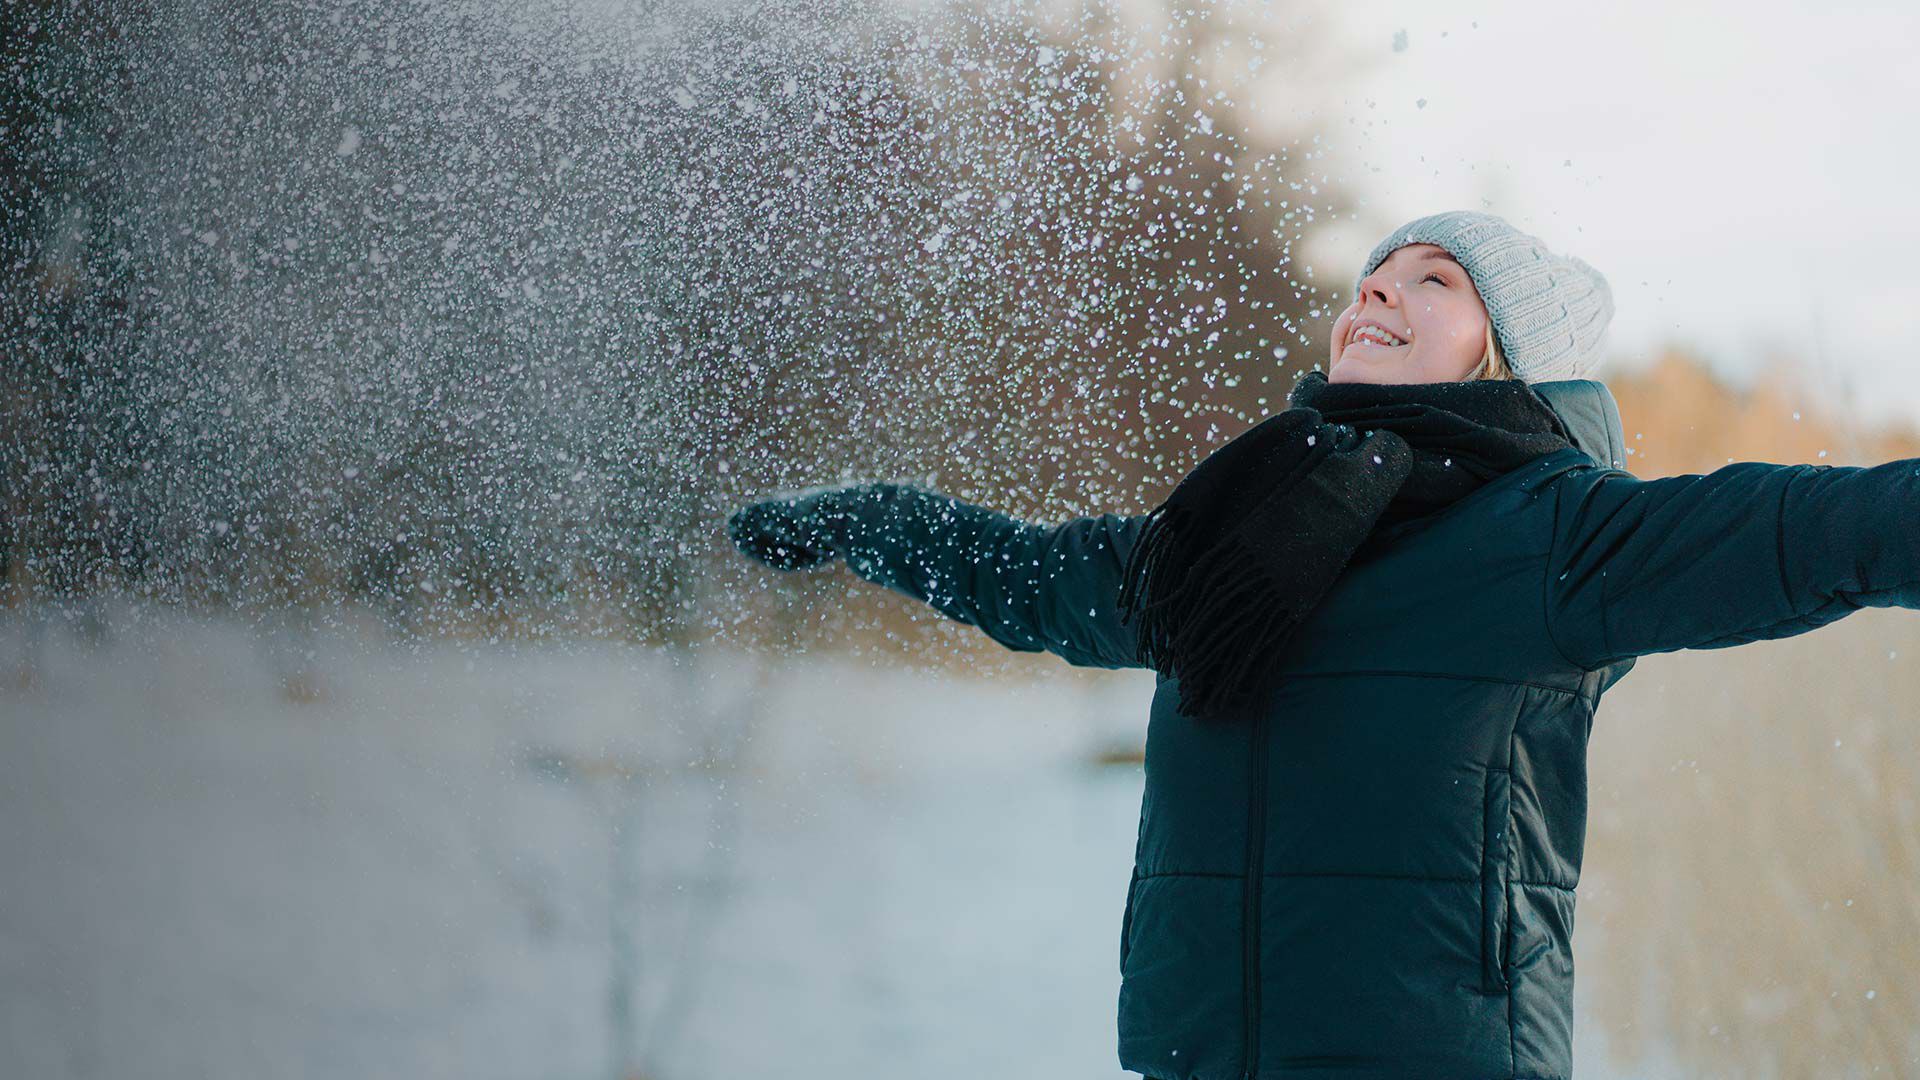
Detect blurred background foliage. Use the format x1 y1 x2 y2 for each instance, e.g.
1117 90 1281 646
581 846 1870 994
8 1 1904 656
2 0 1371 647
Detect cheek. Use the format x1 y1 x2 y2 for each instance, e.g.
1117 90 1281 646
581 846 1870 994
1426 306 1484 354
1410 304 1486 373
1418 299 1475 333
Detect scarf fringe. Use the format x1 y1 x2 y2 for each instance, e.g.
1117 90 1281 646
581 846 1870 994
1120 514 1306 721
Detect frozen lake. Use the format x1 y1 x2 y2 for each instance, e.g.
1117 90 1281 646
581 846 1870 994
1 603 1662 1078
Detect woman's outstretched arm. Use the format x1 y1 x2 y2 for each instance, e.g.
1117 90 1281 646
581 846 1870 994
728 481 1149 669
1543 458 1920 670
836 483 1151 670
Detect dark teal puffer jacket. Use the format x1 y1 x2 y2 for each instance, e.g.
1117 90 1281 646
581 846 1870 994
835 378 1920 1079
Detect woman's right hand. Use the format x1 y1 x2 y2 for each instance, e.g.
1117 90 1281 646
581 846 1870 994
726 484 867 571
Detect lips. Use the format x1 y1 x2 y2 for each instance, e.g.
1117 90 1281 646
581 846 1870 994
1347 331 1408 351
1347 335 1406 350
1346 318 1410 350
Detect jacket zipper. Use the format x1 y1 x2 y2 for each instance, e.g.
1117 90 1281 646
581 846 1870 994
1242 712 1269 1079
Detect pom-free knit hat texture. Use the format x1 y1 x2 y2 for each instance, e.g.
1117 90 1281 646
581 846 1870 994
1354 210 1614 382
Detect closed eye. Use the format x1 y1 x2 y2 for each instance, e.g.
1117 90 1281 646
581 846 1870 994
1423 273 1446 285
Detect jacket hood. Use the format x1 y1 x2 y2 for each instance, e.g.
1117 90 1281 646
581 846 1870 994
1528 377 1627 470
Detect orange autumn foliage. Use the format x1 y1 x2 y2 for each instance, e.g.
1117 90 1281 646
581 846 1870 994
1607 348 1920 477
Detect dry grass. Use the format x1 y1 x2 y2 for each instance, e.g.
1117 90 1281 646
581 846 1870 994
1581 612 1920 1076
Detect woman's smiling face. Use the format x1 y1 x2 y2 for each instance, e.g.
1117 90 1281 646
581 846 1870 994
1328 243 1491 384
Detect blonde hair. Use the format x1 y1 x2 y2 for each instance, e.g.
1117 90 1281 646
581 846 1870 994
1464 320 1514 381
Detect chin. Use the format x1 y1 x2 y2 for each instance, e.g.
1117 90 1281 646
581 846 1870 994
1328 357 1400 385
1331 352 1467 386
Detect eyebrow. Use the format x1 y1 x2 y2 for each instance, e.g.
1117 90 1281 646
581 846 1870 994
1383 251 1460 278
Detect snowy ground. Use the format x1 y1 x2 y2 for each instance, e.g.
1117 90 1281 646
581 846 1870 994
0 602 1658 1079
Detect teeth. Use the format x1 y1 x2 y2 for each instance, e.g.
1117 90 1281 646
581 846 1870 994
1353 324 1407 347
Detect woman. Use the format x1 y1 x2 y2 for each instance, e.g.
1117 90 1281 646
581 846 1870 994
726 210 1920 1079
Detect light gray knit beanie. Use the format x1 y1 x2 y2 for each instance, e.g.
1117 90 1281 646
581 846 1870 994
1353 210 1614 382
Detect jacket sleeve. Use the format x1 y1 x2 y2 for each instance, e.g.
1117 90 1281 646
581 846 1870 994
1544 459 1920 670
836 483 1150 670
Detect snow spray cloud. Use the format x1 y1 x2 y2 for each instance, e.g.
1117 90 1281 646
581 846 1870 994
4 0 1361 642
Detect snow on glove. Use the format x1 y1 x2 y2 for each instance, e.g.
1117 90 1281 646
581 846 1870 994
726 482 876 572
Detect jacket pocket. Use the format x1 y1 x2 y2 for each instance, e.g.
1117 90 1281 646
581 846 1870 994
1120 868 1141 975
1480 766 1512 994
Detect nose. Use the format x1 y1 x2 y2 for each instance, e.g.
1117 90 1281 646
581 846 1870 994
1357 269 1399 308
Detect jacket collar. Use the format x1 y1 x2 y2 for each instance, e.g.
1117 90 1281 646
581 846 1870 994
1527 378 1627 471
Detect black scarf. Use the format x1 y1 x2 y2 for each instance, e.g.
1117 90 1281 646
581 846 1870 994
1116 369 1575 721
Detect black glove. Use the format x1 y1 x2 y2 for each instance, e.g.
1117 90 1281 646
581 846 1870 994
727 482 884 571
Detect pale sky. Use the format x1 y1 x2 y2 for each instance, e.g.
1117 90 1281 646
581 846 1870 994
1285 0 1918 428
